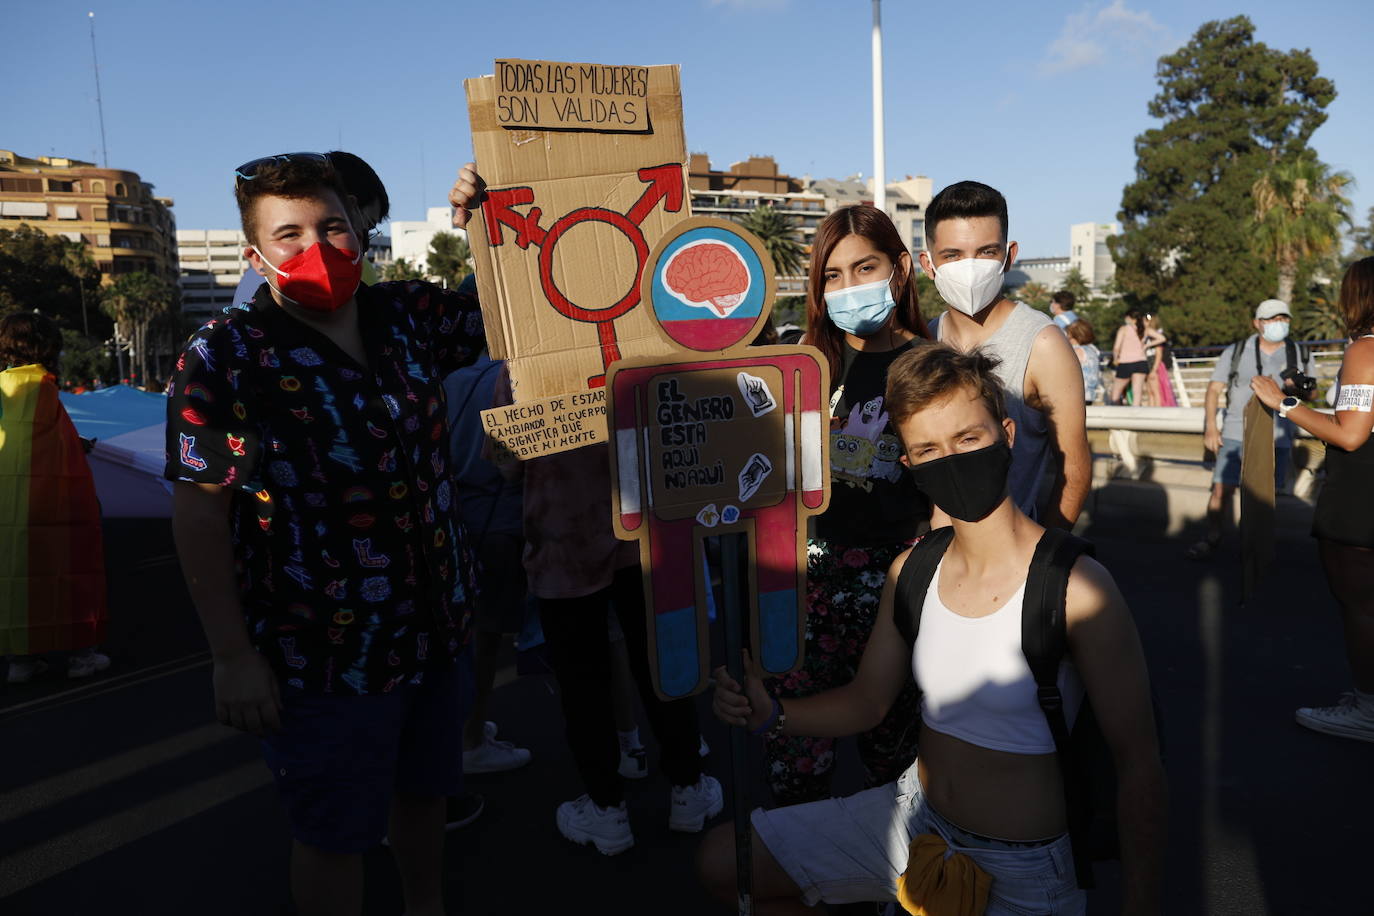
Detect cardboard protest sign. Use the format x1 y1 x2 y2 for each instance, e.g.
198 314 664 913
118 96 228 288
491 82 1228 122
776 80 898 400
465 60 690 459
607 218 831 699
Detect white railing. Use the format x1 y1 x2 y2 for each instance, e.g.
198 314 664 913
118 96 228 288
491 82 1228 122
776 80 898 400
1145 339 1347 410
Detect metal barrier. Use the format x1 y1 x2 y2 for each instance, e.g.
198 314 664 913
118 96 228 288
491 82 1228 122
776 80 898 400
1158 339 1347 409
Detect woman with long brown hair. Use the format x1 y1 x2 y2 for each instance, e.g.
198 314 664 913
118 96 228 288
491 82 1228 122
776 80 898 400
1251 257 1374 742
760 205 930 805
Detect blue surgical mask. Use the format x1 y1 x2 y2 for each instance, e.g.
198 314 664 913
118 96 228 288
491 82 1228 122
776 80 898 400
824 274 896 336
1261 321 1290 343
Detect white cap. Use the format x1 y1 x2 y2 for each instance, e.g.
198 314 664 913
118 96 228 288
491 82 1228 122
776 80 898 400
1255 299 1290 320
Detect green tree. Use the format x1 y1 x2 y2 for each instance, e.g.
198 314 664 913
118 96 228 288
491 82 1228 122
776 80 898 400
1018 281 1051 312
1250 157 1353 303
1059 269 1094 305
1349 205 1374 261
771 295 806 329
1111 16 1336 346
427 232 472 288
0 225 108 338
100 271 176 387
59 328 113 386
382 257 427 282
733 206 805 278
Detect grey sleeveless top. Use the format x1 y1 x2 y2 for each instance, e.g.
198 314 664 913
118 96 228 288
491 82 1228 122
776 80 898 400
930 302 1053 519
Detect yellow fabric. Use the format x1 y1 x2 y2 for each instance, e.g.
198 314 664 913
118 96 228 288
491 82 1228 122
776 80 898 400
896 833 992 916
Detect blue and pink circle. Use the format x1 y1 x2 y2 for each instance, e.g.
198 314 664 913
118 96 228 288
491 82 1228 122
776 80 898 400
645 219 773 352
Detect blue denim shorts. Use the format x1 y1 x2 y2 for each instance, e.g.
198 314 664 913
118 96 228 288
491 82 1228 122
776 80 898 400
1213 437 1290 490
752 764 1084 914
260 654 470 853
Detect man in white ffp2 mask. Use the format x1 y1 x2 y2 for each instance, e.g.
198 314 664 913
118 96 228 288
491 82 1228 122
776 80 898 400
918 180 1091 530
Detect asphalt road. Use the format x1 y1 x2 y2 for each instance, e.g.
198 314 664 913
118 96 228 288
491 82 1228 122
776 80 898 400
2 508 1371 915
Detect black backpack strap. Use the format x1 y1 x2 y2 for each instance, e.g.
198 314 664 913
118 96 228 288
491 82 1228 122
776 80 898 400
892 526 955 648
1285 337 1298 374
1226 336 1246 393
1021 527 1097 888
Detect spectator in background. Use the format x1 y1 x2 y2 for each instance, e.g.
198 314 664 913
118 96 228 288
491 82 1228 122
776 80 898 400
1066 319 1103 406
1049 290 1078 330
1110 309 1150 406
1249 259 1374 741
1187 299 1315 560
444 277 533 776
490 367 720 856
1143 314 1173 407
0 312 109 683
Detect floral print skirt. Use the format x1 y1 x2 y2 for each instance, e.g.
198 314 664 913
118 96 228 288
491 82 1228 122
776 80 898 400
762 538 922 806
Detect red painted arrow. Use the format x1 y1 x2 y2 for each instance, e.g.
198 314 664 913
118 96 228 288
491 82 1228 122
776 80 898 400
481 186 547 249
626 163 685 226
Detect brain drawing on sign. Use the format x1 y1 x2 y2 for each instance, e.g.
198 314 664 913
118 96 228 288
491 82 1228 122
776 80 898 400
607 218 831 699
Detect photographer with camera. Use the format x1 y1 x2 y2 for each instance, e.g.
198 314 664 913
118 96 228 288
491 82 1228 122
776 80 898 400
1187 299 1316 560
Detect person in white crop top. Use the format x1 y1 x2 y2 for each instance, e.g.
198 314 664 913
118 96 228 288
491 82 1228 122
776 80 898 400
700 344 1164 916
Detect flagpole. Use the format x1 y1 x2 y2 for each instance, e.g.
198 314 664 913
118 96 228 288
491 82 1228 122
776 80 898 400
872 0 886 213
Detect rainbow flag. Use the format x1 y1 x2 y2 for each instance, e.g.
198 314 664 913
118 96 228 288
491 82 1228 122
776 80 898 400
0 364 107 655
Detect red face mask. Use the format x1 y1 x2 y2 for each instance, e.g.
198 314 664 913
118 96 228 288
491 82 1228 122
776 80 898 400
256 242 363 313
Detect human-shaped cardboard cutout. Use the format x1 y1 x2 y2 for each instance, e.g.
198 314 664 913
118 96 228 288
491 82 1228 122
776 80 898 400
607 218 831 700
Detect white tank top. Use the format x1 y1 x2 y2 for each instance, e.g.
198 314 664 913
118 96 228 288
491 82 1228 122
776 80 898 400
912 558 1085 754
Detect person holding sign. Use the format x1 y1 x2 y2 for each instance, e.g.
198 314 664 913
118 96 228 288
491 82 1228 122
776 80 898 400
165 154 487 916
764 205 929 806
1249 257 1374 743
701 344 1165 915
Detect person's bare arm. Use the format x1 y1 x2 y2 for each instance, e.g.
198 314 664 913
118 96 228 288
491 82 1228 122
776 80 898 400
1251 339 1374 452
1027 326 1090 528
1066 557 1166 916
713 552 913 736
172 482 281 736
1203 380 1225 453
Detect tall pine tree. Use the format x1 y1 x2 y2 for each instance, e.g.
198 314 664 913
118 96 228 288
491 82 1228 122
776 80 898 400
1111 16 1336 345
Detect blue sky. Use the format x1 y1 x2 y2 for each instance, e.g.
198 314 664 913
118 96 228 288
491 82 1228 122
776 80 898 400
3 0 1371 257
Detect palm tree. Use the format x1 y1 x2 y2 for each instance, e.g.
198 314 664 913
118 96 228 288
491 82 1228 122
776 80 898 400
1059 268 1091 304
1018 281 1051 311
427 231 473 288
382 258 427 282
1251 158 1354 303
734 206 805 279
99 271 175 386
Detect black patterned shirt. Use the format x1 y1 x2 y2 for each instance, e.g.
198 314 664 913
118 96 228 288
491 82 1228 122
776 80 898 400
164 281 485 694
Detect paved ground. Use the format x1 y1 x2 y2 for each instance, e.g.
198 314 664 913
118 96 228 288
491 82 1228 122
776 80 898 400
2 506 1372 915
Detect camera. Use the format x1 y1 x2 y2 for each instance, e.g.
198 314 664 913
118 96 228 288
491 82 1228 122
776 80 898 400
1280 367 1318 400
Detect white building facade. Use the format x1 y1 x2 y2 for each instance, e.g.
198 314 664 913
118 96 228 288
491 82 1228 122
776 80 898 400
176 229 250 320
389 207 465 276
1070 221 1121 290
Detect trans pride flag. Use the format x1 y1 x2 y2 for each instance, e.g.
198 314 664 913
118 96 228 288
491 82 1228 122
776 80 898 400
0 365 107 655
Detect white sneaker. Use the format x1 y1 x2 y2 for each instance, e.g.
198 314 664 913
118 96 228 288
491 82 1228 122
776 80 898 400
463 732 532 774
6 657 48 684
1296 693 1374 743
668 774 723 833
619 746 648 780
556 794 634 855
68 651 111 679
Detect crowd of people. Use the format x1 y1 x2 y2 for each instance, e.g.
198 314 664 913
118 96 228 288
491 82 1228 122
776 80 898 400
1 148 1371 915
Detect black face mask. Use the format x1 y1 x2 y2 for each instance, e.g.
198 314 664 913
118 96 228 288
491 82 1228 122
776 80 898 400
906 440 1012 521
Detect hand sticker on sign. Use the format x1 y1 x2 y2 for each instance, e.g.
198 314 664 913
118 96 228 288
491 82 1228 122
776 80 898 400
607 217 831 699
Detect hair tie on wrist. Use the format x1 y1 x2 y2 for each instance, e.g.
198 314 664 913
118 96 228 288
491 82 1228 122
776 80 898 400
750 696 784 737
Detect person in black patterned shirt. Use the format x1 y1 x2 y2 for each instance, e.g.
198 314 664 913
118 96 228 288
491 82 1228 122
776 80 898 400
165 153 485 916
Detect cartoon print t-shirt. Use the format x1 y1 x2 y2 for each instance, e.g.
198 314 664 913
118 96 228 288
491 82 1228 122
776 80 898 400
814 340 928 546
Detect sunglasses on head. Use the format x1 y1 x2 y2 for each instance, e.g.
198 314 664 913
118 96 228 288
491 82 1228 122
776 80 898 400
234 152 331 184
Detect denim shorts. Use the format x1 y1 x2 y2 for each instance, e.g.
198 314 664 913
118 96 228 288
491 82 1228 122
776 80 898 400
752 764 1084 914
1212 437 1290 490
260 653 470 854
